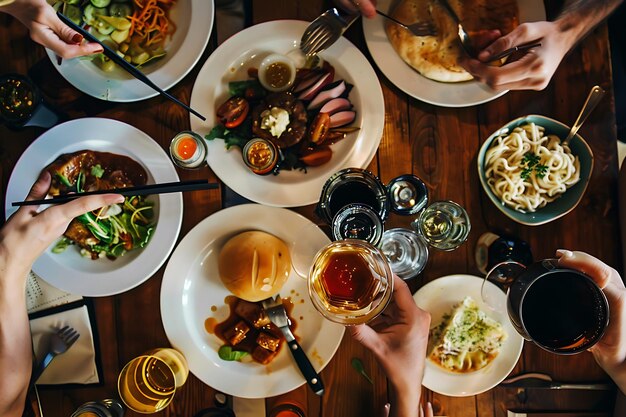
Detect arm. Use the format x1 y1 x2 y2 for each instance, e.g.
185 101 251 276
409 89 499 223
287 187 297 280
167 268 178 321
0 0 102 58
349 276 432 417
0 172 122 417
460 0 624 90
556 250 626 394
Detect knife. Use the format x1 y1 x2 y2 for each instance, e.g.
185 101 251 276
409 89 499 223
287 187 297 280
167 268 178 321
56 11 206 121
261 295 324 396
500 372 613 390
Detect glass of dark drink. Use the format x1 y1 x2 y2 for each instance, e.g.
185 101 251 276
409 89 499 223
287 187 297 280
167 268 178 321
308 239 394 325
482 259 609 354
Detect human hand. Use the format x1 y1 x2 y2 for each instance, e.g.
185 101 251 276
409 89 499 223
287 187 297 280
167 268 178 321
334 0 376 18
459 21 576 91
556 250 626 387
350 275 431 417
2 0 103 58
0 171 123 275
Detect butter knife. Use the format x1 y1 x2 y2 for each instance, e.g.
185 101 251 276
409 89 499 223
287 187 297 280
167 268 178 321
500 372 613 390
261 295 324 395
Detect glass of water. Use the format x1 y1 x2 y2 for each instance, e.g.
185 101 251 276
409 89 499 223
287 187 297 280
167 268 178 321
380 228 429 280
411 200 471 251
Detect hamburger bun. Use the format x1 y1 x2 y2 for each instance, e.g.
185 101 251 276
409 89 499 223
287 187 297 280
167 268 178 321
218 231 291 302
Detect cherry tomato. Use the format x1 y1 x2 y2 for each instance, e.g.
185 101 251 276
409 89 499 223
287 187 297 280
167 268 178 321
216 97 249 128
308 112 331 144
300 146 332 166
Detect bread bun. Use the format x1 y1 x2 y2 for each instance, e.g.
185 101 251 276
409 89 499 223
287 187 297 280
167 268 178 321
218 231 291 302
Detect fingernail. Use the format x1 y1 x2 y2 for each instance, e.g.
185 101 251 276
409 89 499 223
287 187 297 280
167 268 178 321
478 51 490 61
114 195 125 204
72 33 83 43
556 249 574 258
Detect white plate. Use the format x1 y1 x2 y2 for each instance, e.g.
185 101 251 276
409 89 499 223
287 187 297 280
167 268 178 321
363 0 546 107
190 20 385 207
413 274 523 396
5 118 183 296
47 1 214 102
160 204 344 398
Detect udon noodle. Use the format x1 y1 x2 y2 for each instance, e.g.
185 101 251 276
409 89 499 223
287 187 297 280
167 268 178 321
484 122 580 213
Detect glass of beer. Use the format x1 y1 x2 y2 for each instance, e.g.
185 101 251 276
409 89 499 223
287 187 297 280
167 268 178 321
118 348 188 413
308 239 394 325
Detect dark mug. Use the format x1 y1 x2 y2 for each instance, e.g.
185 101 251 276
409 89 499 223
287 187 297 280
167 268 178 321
484 259 609 354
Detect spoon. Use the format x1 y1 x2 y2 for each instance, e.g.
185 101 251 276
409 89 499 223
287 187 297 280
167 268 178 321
562 85 606 146
436 0 475 56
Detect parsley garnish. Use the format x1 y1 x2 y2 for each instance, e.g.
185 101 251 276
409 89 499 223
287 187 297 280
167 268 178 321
521 152 548 180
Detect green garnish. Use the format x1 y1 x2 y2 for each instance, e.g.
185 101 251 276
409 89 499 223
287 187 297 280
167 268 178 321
52 237 72 254
55 173 72 187
521 152 548 180
91 164 104 178
218 345 248 361
351 357 373 385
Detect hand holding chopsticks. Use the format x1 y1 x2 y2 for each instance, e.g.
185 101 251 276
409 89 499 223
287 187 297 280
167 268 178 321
12 179 218 207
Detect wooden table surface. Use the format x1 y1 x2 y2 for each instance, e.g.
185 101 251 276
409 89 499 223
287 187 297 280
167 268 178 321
1 1 623 416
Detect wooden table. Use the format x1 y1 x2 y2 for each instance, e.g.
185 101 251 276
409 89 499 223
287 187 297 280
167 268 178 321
1 1 622 416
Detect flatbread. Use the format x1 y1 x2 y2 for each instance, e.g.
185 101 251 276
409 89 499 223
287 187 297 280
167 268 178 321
385 0 518 83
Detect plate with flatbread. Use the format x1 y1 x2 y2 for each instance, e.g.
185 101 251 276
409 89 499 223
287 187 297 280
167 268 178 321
363 0 545 107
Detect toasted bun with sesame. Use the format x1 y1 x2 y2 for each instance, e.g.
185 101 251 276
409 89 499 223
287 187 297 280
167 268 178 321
218 231 291 302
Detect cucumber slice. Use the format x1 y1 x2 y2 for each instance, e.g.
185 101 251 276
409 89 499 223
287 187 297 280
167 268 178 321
63 5 82 26
90 0 111 7
83 4 108 26
66 0 81 4
99 15 131 30
95 20 115 35
111 29 129 44
109 3 132 17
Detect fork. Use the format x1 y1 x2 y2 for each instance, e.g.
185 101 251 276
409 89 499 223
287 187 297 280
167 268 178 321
375 9 437 37
30 325 80 387
300 8 359 57
435 0 475 56
261 295 324 395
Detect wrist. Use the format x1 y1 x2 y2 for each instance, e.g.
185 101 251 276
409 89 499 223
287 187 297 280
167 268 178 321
389 380 421 417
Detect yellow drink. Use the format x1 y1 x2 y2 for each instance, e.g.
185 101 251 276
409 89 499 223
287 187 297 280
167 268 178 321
118 355 176 413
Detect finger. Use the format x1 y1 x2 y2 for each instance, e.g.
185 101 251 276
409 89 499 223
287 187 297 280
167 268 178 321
17 171 52 218
426 402 434 417
470 29 501 50
463 53 541 90
349 324 383 356
30 23 103 59
359 0 377 18
478 23 541 61
390 275 419 312
46 194 125 223
556 249 622 290
419 404 424 417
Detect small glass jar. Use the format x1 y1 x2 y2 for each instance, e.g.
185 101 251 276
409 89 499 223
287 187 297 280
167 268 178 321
0 73 59 129
169 131 208 169
71 399 124 417
331 203 383 247
269 402 306 417
242 137 279 175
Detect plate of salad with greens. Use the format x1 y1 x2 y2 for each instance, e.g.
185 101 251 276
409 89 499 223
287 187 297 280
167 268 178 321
5 118 183 296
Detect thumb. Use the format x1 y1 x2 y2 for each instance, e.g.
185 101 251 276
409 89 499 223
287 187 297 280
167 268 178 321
349 324 383 356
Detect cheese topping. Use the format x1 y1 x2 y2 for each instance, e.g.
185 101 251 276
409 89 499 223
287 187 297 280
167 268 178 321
260 107 290 138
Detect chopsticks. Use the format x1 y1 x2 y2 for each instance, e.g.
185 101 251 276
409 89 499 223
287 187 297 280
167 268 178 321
12 179 218 207
56 11 206 121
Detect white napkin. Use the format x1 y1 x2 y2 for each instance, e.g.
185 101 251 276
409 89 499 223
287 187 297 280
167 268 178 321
29 304 100 385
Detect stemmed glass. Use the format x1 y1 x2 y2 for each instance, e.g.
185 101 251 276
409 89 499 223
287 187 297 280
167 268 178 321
411 200 471 251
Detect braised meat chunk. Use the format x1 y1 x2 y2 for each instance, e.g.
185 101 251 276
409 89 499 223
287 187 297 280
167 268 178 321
234 299 271 328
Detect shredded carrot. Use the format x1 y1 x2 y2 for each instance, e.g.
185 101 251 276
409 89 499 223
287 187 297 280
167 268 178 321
128 0 177 49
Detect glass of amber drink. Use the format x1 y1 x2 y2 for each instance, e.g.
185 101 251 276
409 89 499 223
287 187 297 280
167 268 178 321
117 348 188 414
308 239 394 325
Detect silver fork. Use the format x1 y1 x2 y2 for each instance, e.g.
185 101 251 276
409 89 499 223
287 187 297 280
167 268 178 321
30 325 80 387
261 295 324 395
300 8 359 57
375 9 437 37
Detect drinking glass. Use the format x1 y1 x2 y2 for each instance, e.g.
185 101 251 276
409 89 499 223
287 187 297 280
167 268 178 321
411 200 470 251
308 239 394 325
118 348 188 413
482 259 609 354
380 228 428 280
71 399 124 417
331 203 384 246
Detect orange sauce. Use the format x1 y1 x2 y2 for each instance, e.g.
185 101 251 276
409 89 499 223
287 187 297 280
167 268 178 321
175 136 198 160
204 317 218 334
266 62 292 89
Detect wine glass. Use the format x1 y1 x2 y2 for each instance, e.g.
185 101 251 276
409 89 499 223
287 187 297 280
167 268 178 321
481 259 609 354
380 228 429 280
411 200 470 251
118 348 189 413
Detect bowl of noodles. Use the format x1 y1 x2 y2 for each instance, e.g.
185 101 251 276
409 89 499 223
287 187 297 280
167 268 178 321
477 115 593 226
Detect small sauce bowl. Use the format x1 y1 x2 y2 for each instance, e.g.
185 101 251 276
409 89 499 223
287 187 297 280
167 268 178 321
257 53 296 92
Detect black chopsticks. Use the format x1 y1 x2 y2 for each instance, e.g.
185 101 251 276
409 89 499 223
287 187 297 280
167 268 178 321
12 179 218 207
56 11 206 121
